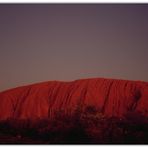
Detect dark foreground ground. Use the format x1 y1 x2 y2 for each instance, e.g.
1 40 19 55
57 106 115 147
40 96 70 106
0 106 148 144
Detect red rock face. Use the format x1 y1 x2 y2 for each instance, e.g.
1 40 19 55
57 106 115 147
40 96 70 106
0 78 147 120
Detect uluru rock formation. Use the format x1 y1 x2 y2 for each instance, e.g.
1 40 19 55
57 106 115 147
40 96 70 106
0 78 148 121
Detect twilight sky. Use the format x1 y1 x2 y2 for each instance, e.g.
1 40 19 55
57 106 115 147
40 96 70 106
0 4 148 91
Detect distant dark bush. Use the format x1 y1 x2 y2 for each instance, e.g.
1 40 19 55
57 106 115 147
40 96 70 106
0 106 147 144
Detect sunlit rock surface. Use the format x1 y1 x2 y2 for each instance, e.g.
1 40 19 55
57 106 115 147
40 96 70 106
0 78 147 120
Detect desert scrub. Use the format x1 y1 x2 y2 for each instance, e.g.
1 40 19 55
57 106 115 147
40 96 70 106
0 108 147 144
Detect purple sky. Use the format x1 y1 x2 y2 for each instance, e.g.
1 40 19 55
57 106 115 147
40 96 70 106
0 4 148 91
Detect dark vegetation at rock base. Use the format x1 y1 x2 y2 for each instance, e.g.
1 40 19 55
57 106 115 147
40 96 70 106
0 106 147 144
